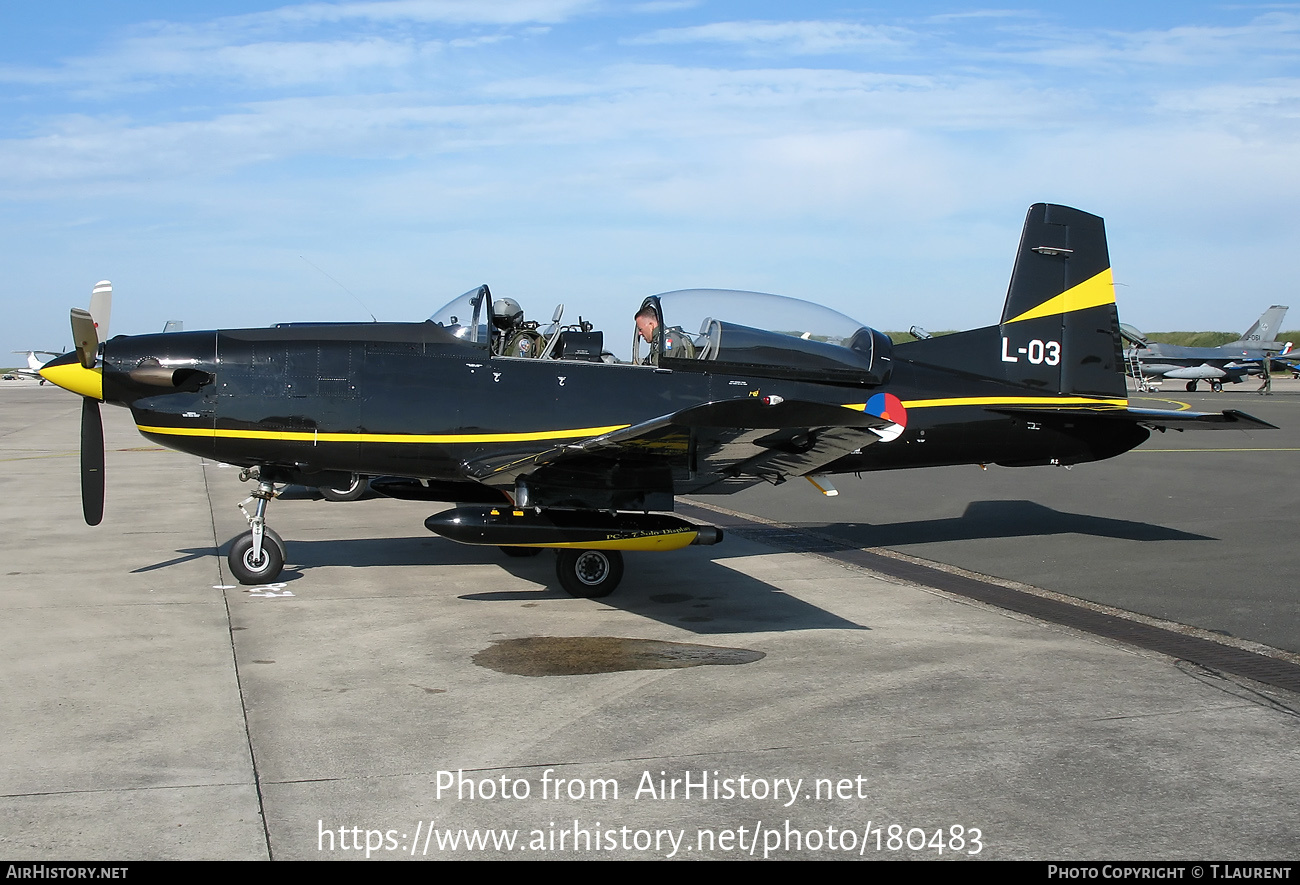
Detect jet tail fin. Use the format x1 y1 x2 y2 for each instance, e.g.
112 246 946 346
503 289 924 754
1231 305 1288 349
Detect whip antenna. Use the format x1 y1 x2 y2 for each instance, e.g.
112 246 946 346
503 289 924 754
299 256 378 322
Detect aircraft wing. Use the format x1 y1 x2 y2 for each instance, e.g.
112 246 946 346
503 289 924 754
993 406 1277 431
462 399 898 495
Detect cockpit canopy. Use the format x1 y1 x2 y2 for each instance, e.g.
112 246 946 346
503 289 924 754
637 289 892 386
429 284 892 386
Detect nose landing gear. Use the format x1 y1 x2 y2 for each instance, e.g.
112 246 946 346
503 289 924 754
228 472 287 584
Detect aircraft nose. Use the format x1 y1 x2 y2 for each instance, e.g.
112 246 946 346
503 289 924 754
39 351 103 400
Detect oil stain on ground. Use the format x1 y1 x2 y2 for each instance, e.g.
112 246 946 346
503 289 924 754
474 636 765 677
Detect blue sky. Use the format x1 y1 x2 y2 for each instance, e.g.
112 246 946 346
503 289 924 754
3 1 1300 360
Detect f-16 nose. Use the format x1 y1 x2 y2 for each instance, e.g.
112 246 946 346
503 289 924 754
39 352 103 400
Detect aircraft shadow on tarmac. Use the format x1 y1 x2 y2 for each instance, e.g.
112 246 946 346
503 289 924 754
802 499 1214 547
134 535 864 635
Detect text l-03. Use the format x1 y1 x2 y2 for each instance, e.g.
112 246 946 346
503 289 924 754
1001 337 1061 365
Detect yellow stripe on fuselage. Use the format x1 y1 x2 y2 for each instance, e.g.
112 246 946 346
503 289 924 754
1003 268 1115 325
902 395 1128 410
135 424 631 444
140 395 1129 446
844 396 1129 411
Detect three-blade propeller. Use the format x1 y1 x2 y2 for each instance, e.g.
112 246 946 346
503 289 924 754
69 283 112 526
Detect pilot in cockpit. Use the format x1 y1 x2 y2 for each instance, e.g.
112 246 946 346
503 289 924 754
492 297 543 358
635 304 694 364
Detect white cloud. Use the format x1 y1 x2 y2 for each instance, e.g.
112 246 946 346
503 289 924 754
0 0 594 94
244 0 601 27
948 9 1300 72
628 20 913 54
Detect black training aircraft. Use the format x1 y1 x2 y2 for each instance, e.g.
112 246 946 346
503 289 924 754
40 204 1272 596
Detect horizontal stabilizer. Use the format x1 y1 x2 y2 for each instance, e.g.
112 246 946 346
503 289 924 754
993 406 1276 431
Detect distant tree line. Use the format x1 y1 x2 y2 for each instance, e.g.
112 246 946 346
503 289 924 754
1144 331 1300 347
885 330 1300 346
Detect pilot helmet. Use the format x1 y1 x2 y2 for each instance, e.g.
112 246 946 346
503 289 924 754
491 297 524 330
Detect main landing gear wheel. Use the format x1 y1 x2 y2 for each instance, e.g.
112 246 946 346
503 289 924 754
1186 381 1199 392
229 528 286 585
1211 381 1224 392
320 475 366 502
556 549 623 598
500 546 543 558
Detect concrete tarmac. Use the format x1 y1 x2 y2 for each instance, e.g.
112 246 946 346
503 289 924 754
1 381 1298 860
728 378 1300 654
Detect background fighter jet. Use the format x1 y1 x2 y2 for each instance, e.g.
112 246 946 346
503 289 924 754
1124 305 1291 391
38 205 1273 597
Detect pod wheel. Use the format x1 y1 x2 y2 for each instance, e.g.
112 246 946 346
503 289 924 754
556 549 623 598
229 529 286 585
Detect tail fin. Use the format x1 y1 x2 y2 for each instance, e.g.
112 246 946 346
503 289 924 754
1233 305 1288 348
895 203 1126 400
997 203 1124 398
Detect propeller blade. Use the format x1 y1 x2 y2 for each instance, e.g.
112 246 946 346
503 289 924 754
71 308 98 369
89 280 112 341
81 397 104 526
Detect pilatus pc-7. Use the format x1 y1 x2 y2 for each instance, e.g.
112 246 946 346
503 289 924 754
40 204 1272 597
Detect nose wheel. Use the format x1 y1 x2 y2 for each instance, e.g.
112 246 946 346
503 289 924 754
555 549 623 598
227 475 287 584
229 527 286 584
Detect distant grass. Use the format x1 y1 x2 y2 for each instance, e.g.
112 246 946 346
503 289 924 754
885 330 1300 346
885 330 958 343
1146 329 1300 347
1144 332 1238 347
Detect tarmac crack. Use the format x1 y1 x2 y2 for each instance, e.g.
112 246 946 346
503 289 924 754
1173 660 1300 718
204 459 275 861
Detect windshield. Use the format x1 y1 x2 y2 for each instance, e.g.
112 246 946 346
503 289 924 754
429 284 490 344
